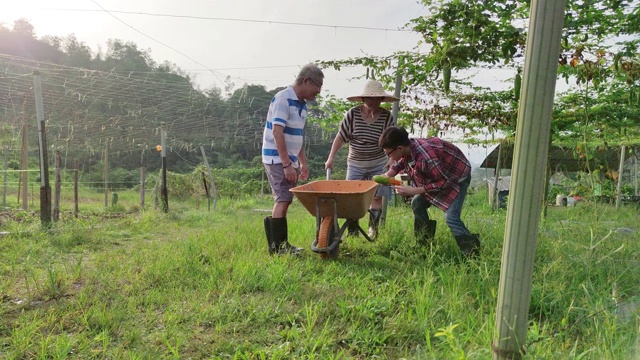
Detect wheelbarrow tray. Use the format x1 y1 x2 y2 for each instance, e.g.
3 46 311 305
290 180 378 219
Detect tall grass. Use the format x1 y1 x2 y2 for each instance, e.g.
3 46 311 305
0 187 638 358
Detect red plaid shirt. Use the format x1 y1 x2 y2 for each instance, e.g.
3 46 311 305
390 138 471 211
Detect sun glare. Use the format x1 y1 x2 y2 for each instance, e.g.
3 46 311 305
0 2 50 29
0 1 79 37
1 6 25 27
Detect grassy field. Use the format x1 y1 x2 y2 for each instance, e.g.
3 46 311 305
0 187 639 359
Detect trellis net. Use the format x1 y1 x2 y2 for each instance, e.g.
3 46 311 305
0 53 327 171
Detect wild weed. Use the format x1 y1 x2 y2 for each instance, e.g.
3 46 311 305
0 190 638 358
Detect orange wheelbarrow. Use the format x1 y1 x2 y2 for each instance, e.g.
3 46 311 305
290 172 378 259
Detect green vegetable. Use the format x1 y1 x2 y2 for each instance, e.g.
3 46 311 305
514 69 522 102
373 175 401 186
443 62 451 94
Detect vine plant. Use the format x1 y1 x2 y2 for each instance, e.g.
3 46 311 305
317 0 640 158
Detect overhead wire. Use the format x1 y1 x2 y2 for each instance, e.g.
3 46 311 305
90 0 228 87
47 8 412 32
50 3 417 90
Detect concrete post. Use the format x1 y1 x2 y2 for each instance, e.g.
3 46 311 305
493 0 566 358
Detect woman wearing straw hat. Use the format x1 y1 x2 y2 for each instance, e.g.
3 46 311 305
324 80 398 238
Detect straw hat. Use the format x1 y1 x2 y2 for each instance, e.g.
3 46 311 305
347 80 399 102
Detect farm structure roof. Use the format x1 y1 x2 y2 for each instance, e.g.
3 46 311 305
480 143 626 172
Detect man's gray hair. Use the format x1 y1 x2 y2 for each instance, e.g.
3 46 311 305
294 63 324 85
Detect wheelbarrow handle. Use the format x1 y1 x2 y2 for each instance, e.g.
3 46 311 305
326 168 332 180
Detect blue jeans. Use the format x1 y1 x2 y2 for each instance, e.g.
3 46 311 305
410 176 471 237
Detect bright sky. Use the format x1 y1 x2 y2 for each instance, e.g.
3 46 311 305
1 0 434 98
1 0 513 165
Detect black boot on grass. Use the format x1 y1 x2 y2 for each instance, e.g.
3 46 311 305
454 233 480 260
414 218 437 247
264 216 303 255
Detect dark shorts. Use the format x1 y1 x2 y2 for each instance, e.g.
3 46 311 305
264 163 296 203
346 163 390 198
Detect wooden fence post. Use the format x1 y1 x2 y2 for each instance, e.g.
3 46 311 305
104 144 109 209
34 73 51 226
140 166 146 209
53 151 61 222
74 159 79 218
615 145 626 209
492 142 504 211
20 97 28 211
200 146 217 211
2 147 7 209
160 122 168 213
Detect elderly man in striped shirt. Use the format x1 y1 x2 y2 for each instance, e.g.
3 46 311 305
262 64 324 255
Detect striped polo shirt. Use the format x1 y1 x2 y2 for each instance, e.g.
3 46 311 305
262 86 307 167
339 106 396 167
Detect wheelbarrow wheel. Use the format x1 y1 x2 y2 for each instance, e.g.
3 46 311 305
317 216 339 259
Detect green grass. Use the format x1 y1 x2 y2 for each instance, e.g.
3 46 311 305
1 188 639 359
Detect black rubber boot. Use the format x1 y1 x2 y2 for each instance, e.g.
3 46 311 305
414 218 437 246
264 216 277 255
368 209 381 239
347 219 360 237
268 217 303 255
454 234 481 259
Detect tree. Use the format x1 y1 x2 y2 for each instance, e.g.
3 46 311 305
101 39 155 72
12 18 35 38
63 34 93 68
319 0 640 148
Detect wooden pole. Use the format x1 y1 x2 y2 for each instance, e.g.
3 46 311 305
201 172 210 211
391 57 403 122
492 142 504 211
633 148 638 196
493 0 566 358
103 144 109 209
140 166 146 209
615 145 626 209
74 159 79 218
139 148 146 209
20 96 28 211
160 122 168 213
34 73 51 226
53 150 61 222
2 147 7 209
381 56 404 226
200 146 217 211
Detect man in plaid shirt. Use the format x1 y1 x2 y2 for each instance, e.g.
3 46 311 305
380 127 480 259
